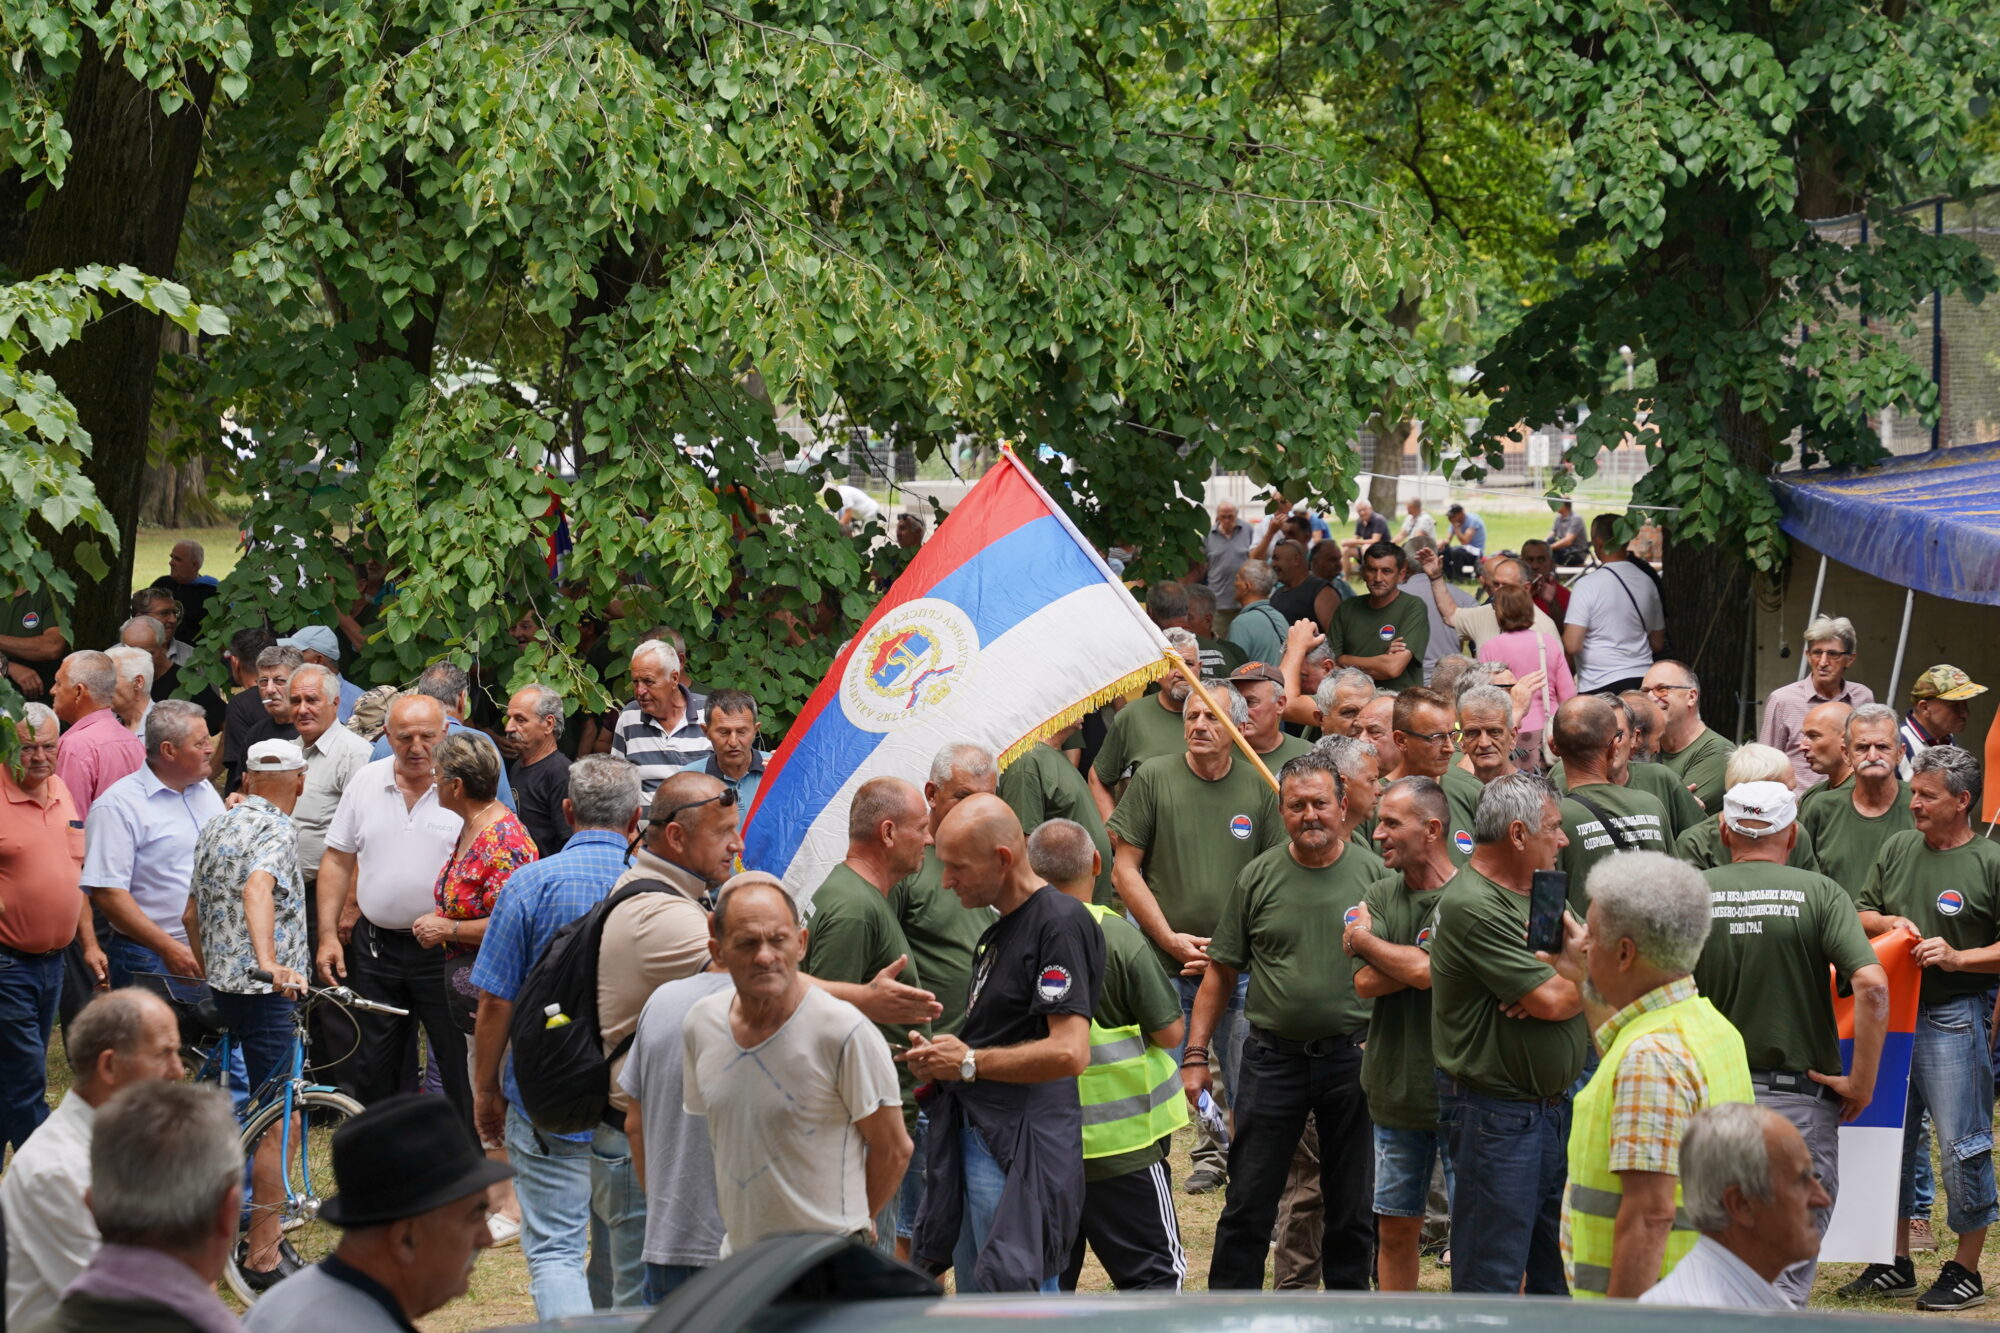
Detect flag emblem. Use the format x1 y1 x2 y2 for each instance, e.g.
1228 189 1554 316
1453 830 1475 856
1416 925 1434 947
18 612 37 630
1377 623 1396 642
1937 889 1966 917
1343 906 1361 926
841 599 980 732
1229 814 1253 840
1036 965 1074 1003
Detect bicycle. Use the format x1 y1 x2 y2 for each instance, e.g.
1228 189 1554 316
141 968 409 1304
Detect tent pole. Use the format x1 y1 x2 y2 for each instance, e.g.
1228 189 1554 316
1798 553 1828 682
1886 589 1916 706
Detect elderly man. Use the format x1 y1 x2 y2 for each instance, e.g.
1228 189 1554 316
1229 662 1313 767
1800 703 1913 897
129 590 191 671
1 989 183 1328
1193 754 1377 1291
1430 773 1586 1294
1088 629 1199 819
1898 664 1986 780
1550 696 1670 903
1109 685 1282 1195
2 581 69 699
1548 499 1588 566
999 729 1115 905
81 701 223 985
1314 734 1384 854
902 796 1102 1292
223 645 302 793
115 615 172 705
364 662 514 808
1413 550 1559 653
1356 693 1396 755
1673 744 1820 871
1519 539 1572 625
1327 542 1428 692
1758 616 1873 787
504 683 572 854
1853 745 2000 1310
675 688 765 812
1025 820 1186 1291
1182 584 1238 663
1645 661 1736 814
611 640 710 794
248 1095 513 1332
1696 780 1887 1303
287 664 372 896
1225 559 1290 665
51 651 143 820
103 644 153 733
1310 666 1375 738
1201 501 1254 633
1396 497 1436 546
151 539 219 644
26 1082 246 1333
276 626 362 721
1341 500 1390 576
1440 685 1517 866
185 738 312 1290
316 694 470 1118
1541 851 1752 1299
1563 514 1665 693
0 705 90 1144
1642 1103 1832 1309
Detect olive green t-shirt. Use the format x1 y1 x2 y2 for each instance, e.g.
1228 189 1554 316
1084 909 1185 1182
1326 590 1431 693
1548 759 1707 843
1799 783 1914 900
1696 862 1879 1075
1675 817 1820 874
1658 728 1737 813
1208 844 1374 1041
1429 866 1588 1101
1257 731 1313 777
1558 783 1671 910
803 863 923 1124
1857 831 2000 1006
999 741 1116 904
1359 871 1446 1130
1195 635 1248 679
3 587 62 693
1091 696 1188 789
1439 766 1485 867
888 849 994 1034
1108 753 1284 974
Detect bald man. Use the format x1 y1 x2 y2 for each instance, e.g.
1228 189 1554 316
901 796 1105 1293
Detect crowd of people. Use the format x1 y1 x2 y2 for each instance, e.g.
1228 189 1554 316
0 497 1995 1329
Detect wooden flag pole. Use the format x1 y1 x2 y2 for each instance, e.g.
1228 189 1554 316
1171 651 1281 795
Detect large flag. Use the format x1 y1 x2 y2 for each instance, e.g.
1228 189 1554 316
742 449 1174 898
1820 927 1923 1262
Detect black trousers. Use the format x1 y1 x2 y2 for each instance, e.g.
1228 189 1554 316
1209 1030 1374 1290
1060 1157 1185 1291
1442 546 1481 580
301 878 363 1098
345 917 472 1133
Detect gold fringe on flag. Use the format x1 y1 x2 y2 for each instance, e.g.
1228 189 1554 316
996 656 1174 772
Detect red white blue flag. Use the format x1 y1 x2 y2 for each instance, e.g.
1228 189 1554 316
743 449 1171 897
1821 927 1922 1262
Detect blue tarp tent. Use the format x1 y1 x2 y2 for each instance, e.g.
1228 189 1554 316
1772 442 2000 607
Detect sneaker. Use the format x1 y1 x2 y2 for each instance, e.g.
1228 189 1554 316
1918 1261 1988 1312
1839 1256 1918 1299
1183 1164 1226 1195
487 1212 522 1248
1909 1218 1938 1253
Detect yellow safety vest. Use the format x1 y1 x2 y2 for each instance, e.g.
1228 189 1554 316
1565 989 1753 1298
1080 905 1190 1158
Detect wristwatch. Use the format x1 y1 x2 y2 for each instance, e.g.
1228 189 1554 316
959 1049 978 1083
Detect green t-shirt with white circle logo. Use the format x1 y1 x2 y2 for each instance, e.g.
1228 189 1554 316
1439 766 1484 867
1326 590 1430 692
1857 830 2000 1006
1207 843 1375 1042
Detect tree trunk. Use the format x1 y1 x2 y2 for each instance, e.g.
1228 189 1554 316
138 455 220 529
21 41 215 651
1365 294 1426 515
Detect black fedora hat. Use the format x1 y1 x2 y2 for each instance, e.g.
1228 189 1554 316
320 1094 515 1227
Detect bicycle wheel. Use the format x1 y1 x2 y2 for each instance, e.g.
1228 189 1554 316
225 1087 363 1305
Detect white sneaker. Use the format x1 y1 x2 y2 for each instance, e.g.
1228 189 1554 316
487 1213 522 1248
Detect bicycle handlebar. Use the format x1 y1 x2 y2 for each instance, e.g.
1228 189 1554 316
250 969 410 1018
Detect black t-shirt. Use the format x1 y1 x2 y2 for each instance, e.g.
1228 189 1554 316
511 750 572 855
959 886 1105 1055
1355 514 1389 542
151 575 220 645
223 689 294 790
1270 576 1331 629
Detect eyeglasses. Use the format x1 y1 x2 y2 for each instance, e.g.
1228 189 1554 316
653 788 739 826
1400 729 1454 746
1644 684 1694 696
1804 649 1852 662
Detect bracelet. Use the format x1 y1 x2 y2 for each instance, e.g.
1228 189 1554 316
1183 1044 1210 1056
450 921 459 942
1180 1058 1210 1069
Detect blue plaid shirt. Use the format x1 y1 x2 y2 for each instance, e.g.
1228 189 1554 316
468 828 632 1137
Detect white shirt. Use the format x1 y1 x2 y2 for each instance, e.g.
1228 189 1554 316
80 763 226 941
834 485 879 524
323 757 461 929
2 1091 99 1327
294 723 373 878
1398 511 1437 544
1566 560 1665 691
1640 1235 1793 1309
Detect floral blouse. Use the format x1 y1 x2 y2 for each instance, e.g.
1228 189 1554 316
433 811 537 957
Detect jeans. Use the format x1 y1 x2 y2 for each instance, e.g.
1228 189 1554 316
1175 973 1248 1176
111 934 249 1106
1372 1125 1455 1218
506 1106 649 1317
643 1263 702 1304
1209 1033 1373 1290
1911 1112 1936 1217
0 949 62 1153
896 1112 928 1240
209 991 298 1097
953 1127 1058 1293
1898 995 1998 1235
1436 1073 1571 1295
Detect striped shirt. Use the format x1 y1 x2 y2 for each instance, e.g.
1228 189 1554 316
611 690 711 794
1599 975 1708 1176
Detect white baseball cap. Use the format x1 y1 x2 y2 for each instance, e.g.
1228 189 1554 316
245 739 307 772
1722 781 1796 838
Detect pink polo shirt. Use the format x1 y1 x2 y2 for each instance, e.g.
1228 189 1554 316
53 705 145 820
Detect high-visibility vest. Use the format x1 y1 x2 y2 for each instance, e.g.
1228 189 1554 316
1079 905 1190 1159
1564 989 1753 1299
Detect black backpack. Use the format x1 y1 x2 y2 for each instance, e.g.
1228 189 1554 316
509 878 674 1134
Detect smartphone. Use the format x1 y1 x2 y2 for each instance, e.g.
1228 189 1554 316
1526 869 1569 956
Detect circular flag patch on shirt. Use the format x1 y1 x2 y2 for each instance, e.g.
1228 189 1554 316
1377 623 1397 642
1229 814 1253 840
1938 889 1966 917
18 612 38 630
1036 965 1074 1003
1343 906 1361 926
1416 925 1434 947
1453 830 1475 856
